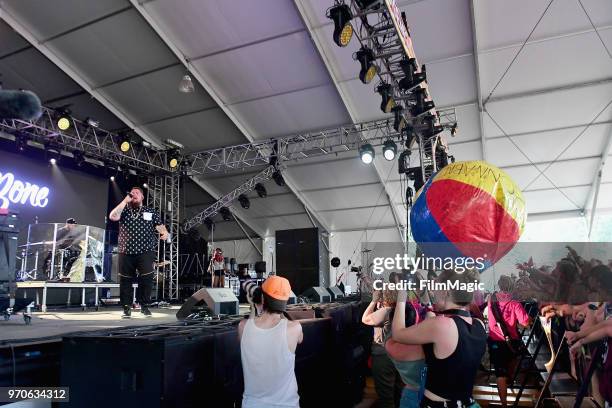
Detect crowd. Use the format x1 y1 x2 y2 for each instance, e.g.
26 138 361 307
235 262 611 408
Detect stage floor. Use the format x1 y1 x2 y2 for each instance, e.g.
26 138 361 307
0 305 251 342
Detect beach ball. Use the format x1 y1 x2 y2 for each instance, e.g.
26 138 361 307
410 161 526 267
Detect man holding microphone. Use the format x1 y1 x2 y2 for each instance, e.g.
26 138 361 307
109 187 168 318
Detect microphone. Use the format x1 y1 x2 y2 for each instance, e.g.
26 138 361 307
127 192 133 198
0 89 42 120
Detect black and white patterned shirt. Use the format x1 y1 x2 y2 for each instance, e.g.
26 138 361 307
118 205 163 255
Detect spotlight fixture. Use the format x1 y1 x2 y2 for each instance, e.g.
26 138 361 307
238 194 250 209
110 176 115 181
15 135 27 152
355 47 377 84
398 58 426 91
178 73 195 93
450 123 458 136
46 147 60 165
355 0 381 10
272 170 285 187
254 183 267 198
73 150 85 166
167 151 180 169
85 117 99 128
376 82 395 113
164 138 185 150
392 105 406 132
411 87 435 117
219 207 232 222
422 114 444 139
117 132 131 152
359 143 375 164
327 4 353 47
57 115 70 131
382 140 397 161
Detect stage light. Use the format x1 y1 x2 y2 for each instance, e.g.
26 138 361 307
392 106 406 132
57 116 70 131
359 143 375 164
164 138 185 150
327 4 353 47
272 170 285 187
178 73 195 93
254 183 267 198
46 147 60 165
85 117 99 128
73 150 85 166
355 0 381 10
355 47 376 84
118 132 131 152
411 87 435 117
398 58 426 91
238 194 250 209
450 123 458 136
377 83 395 113
110 176 115 181
168 151 180 169
15 135 27 152
219 207 232 221
383 140 397 161
143 183 149 189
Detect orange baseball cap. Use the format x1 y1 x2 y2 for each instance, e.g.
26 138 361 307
261 276 291 301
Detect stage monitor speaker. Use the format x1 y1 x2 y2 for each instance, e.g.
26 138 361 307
326 286 344 301
177 287 239 319
301 287 330 303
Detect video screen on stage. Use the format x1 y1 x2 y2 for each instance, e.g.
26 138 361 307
0 149 109 245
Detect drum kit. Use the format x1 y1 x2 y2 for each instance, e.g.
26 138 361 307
17 223 105 282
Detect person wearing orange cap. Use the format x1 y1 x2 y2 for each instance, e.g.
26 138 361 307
238 275 303 408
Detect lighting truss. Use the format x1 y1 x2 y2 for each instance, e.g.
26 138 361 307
0 106 173 174
339 0 456 184
182 165 276 232
186 108 455 175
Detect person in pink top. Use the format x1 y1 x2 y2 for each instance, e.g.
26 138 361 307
487 275 531 407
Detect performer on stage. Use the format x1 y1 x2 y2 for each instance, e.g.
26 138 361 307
109 187 168 318
208 248 227 288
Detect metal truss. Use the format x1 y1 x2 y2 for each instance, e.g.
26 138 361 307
186 110 455 175
0 106 171 174
341 0 455 181
147 174 180 300
183 166 276 232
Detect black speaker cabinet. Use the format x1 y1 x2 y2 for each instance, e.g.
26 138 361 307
301 287 330 303
326 286 345 301
61 328 218 408
276 228 319 294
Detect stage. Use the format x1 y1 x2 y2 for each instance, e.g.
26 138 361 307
0 304 252 343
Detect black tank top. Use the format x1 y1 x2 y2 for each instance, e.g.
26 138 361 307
424 315 487 401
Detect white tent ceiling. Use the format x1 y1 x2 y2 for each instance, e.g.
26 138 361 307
1 0 611 241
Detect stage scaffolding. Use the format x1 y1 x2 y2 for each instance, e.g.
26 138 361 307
148 174 180 301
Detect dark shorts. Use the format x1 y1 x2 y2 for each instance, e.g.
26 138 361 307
213 269 225 277
488 339 519 378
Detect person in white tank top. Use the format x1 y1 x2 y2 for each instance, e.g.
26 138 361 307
238 276 303 408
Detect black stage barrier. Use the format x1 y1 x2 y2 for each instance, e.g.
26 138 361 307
59 301 366 408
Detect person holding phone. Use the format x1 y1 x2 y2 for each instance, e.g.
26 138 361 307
109 187 168 318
